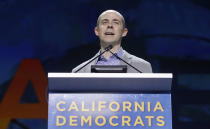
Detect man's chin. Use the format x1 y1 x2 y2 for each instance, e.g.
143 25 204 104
103 40 117 44
102 42 115 47
101 39 121 46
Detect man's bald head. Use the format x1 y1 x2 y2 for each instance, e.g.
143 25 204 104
96 10 126 28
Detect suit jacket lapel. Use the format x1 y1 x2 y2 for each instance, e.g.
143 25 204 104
91 51 100 65
120 50 133 72
120 50 132 65
86 51 100 72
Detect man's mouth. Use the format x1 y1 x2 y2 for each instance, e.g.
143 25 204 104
104 32 115 35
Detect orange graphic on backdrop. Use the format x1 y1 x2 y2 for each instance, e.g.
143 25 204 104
0 59 48 129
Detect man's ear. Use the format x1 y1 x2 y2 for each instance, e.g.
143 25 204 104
122 28 128 37
94 27 99 36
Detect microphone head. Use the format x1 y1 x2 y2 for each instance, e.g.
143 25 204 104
105 45 113 51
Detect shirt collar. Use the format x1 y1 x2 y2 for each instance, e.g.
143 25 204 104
99 47 123 61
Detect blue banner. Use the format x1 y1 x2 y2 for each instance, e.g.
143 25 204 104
48 94 172 129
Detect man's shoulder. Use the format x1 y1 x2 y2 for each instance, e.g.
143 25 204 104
124 50 149 63
71 60 90 73
130 54 150 65
72 51 100 73
124 50 152 73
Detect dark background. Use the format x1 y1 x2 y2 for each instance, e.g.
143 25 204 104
0 0 210 129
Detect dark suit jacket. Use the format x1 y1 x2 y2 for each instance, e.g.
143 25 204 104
72 50 152 73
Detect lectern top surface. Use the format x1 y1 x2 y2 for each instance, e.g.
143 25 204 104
48 73 172 78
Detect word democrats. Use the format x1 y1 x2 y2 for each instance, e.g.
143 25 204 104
55 100 166 127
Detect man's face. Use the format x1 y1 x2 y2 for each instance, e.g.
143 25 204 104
95 12 128 46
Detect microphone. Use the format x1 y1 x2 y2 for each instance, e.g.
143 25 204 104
107 45 142 73
74 45 113 73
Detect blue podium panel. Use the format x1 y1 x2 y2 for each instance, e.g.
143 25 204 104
48 93 172 129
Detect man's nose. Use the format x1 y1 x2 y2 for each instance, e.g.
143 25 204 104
107 23 113 28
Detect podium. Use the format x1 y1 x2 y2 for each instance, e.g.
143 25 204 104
48 73 173 129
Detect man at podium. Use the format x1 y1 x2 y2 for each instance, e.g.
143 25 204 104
72 10 152 73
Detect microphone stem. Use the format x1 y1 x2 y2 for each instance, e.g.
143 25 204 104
108 50 142 73
74 49 107 73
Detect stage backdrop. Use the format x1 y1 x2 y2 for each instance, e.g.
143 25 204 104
0 0 210 129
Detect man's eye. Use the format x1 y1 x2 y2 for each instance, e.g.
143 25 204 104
102 21 108 24
114 21 119 25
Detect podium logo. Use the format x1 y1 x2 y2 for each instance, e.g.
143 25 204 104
55 100 165 127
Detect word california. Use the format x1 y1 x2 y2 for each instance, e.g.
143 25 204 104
55 100 166 127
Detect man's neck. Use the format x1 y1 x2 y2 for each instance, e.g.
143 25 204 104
101 44 121 60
